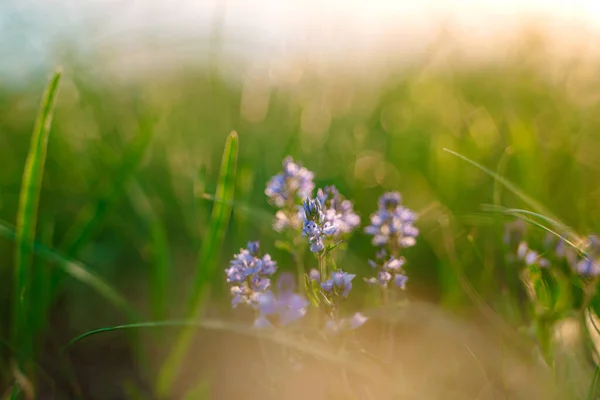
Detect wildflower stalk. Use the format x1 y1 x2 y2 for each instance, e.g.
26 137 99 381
318 252 327 282
291 237 306 295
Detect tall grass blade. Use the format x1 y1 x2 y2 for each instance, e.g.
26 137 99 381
0 220 138 320
29 218 54 339
157 131 238 398
11 71 61 382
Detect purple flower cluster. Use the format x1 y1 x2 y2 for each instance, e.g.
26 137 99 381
255 273 309 328
319 270 356 298
301 197 337 252
365 250 408 289
309 269 367 332
317 186 361 235
227 159 428 335
516 241 550 268
507 223 600 278
225 242 277 308
365 192 419 249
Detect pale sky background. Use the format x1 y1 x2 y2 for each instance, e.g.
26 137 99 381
2 0 600 82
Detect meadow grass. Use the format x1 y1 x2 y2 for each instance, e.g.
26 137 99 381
2 43 600 398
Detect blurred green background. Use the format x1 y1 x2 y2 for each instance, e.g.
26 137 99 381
3 10 600 397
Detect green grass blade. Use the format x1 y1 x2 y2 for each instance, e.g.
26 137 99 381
480 204 584 253
157 131 238 398
127 180 171 321
0 220 138 320
59 120 155 256
29 218 54 340
443 148 560 222
11 71 61 375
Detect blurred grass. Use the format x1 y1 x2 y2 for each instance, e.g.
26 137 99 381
2 38 600 397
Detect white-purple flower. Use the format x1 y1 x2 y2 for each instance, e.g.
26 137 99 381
254 273 309 328
321 270 355 297
365 255 408 289
265 156 315 208
576 258 600 276
301 197 337 252
365 192 419 249
516 241 549 267
317 186 360 235
225 241 278 308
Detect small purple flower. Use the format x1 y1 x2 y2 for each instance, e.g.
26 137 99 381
517 242 528 260
317 186 361 235
247 241 260 256
378 271 392 285
365 256 408 289
577 258 600 276
320 280 334 292
330 271 355 297
265 156 315 208
525 250 539 266
254 274 308 328
385 257 404 271
309 268 320 282
278 293 309 325
515 241 549 267
394 274 408 290
365 192 419 249
225 242 278 308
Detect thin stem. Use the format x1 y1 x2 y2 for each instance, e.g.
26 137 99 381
319 252 327 282
292 237 305 294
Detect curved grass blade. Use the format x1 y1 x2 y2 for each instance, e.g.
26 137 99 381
157 131 238 397
0 220 138 320
482 205 580 242
480 204 585 254
443 148 560 222
62 320 388 387
11 71 61 376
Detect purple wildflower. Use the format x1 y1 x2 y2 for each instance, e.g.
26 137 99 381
265 157 315 208
321 270 355 297
254 273 308 328
365 256 408 289
301 197 337 252
317 186 360 235
365 192 419 249
225 242 278 308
